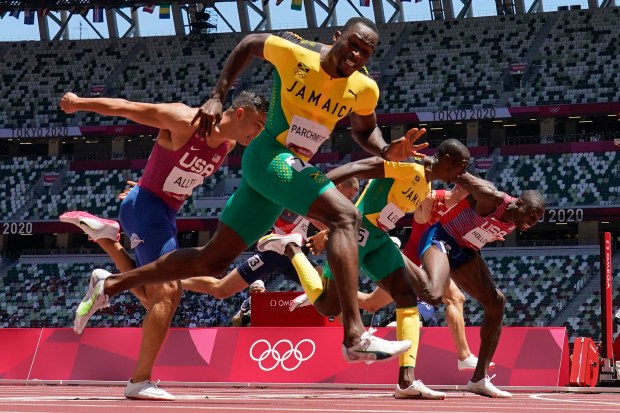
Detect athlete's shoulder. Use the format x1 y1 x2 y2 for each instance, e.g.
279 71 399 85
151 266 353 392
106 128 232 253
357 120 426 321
273 31 323 53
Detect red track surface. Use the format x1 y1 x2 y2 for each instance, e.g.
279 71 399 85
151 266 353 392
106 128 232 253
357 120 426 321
0 385 619 413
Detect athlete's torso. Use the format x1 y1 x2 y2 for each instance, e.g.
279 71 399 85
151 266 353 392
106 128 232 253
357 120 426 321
440 193 516 250
403 189 448 263
356 161 430 232
262 33 380 161
138 132 230 211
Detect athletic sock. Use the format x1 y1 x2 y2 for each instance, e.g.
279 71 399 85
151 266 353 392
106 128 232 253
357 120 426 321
291 252 324 303
396 307 420 368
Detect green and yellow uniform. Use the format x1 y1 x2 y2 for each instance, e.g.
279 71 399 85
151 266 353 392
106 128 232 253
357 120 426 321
323 161 430 282
221 33 380 246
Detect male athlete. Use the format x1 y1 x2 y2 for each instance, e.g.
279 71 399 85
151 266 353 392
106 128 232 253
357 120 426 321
74 17 428 362
258 139 470 399
59 90 268 400
418 173 545 397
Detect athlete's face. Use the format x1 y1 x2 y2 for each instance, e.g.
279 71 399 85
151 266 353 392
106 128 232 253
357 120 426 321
330 24 378 78
437 154 470 184
236 107 267 146
513 199 544 231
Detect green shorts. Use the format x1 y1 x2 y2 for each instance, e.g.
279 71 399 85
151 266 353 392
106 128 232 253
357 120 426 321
220 133 335 246
323 217 405 283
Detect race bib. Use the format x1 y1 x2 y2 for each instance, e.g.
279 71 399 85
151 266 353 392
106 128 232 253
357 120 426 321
462 227 495 249
286 115 330 158
357 228 369 247
377 203 405 232
162 166 204 199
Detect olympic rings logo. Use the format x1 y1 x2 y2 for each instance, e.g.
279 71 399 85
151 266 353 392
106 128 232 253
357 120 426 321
249 339 316 372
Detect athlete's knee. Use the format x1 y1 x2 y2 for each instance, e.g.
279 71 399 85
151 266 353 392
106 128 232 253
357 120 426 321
483 289 505 317
326 200 360 230
145 281 182 309
209 280 236 300
190 246 232 277
443 286 465 307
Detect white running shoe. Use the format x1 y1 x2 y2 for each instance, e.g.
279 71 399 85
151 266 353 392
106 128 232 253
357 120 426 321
289 293 311 312
395 381 446 400
257 233 303 255
124 379 175 401
458 354 496 371
60 211 120 242
466 374 512 398
341 327 411 364
73 269 112 334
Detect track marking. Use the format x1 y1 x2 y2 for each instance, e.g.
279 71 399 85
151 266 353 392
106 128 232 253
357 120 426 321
531 393 620 406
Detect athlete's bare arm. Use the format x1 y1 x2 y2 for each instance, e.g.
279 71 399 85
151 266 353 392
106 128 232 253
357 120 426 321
59 92 197 149
350 115 429 162
326 156 387 184
455 173 503 216
413 192 434 225
193 33 271 137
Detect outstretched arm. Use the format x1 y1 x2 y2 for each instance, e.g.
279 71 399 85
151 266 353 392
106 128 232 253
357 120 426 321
455 173 502 215
350 113 428 161
326 156 385 184
59 92 196 136
193 33 271 137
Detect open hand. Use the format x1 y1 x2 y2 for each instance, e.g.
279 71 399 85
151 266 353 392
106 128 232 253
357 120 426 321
118 180 137 200
382 128 429 162
306 230 329 255
191 98 223 138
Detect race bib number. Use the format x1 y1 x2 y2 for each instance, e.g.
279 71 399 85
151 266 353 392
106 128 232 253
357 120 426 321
247 254 265 271
286 115 330 158
162 166 204 199
377 203 405 232
357 228 369 247
463 227 497 249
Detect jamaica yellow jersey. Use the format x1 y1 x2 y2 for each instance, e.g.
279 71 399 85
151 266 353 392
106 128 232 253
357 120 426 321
262 34 380 161
356 161 431 232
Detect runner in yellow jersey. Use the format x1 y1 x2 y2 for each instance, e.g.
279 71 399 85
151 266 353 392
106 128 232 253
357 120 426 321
257 139 470 399
75 18 428 363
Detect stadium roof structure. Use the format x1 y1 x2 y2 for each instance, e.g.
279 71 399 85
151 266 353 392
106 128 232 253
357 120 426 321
1 0 614 42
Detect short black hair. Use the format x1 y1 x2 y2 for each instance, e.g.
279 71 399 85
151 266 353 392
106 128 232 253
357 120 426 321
342 17 379 39
230 90 270 114
520 190 546 210
436 138 470 162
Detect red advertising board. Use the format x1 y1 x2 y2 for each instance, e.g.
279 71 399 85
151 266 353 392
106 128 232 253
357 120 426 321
1 327 569 386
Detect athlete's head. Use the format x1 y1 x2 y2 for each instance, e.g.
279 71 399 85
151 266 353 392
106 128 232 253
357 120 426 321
430 139 470 184
249 279 266 293
328 17 379 78
511 190 545 231
223 90 269 146
336 177 360 201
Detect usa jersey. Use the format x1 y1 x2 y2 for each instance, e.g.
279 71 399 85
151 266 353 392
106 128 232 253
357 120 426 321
440 193 516 251
138 132 230 211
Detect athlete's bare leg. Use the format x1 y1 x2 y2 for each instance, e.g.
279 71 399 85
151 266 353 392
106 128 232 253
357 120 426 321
103 223 248 296
133 280 182 383
443 279 473 361
377 269 420 387
95 238 148 307
450 256 504 383
305 187 365 347
182 269 249 299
